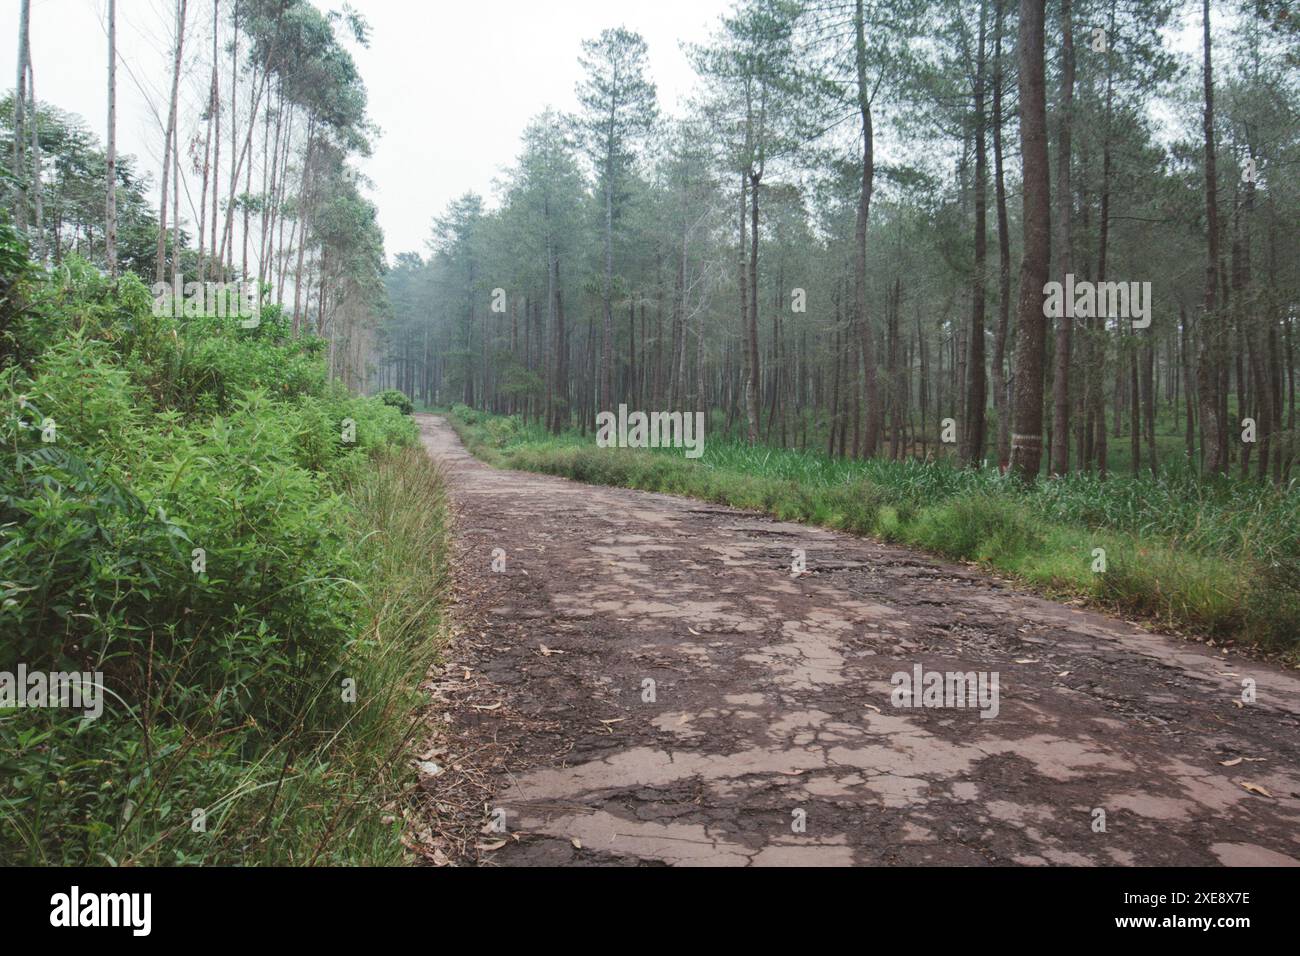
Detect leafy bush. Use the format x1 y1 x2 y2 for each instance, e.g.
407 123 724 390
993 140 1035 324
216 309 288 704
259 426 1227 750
0 253 435 864
377 388 414 415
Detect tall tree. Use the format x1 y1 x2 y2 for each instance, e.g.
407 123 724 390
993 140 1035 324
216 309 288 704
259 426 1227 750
1198 0 1226 474
1049 0 1074 475
106 0 117 276
155 0 188 282
575 27 658 412
13 0 30 234
991 0 1013 470
962 0 991 467
851 0 885 457
696 0 806 443
1009 0 1052 481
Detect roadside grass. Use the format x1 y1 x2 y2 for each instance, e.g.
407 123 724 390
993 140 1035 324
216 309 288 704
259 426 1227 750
446 405 1298 660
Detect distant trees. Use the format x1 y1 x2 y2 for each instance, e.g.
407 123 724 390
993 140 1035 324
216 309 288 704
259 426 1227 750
1 100 158 275
8 0 1287 482
2 0 385 390
370 0 1300 486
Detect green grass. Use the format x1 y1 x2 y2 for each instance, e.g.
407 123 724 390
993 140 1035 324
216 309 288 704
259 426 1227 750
446 404 1300 659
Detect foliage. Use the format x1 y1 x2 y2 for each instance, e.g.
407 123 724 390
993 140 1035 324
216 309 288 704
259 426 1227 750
376 389 414 415
0 251 445 865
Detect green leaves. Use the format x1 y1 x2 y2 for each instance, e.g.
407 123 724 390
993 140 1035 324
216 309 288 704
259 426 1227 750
0 254 422 864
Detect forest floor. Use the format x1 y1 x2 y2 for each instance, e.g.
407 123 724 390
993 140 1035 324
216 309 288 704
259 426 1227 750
413 413 1300 867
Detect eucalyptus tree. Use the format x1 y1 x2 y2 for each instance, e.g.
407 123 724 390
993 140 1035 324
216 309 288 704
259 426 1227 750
12 0 30 234
155 0 188 283
106 0 117 276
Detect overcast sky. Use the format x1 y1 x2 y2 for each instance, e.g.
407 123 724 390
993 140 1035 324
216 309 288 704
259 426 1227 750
2 0 734 259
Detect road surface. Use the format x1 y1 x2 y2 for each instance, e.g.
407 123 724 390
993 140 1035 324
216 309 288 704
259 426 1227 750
415 414 1300 867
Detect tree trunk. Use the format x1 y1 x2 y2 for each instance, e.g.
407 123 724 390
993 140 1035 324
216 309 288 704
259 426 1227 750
1050 0 1074 476
106 0 117 275
962 1 989 468
992 0 1012 471
1198 0 1225 475
601 146 615 410
1009 0 1051 482
155 0 187 282
854 0 882 458
749 168 763 441
13 0 30 234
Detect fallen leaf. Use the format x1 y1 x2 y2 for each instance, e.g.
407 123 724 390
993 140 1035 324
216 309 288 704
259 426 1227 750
1219 757 1243 767
571 838 582 850
599 718 627 725
416 761 443 777
1014 659 1040 664
687 627 701 636
864 704 882 714
473 701 503 712
1240 782 1273 798
476 840 507 851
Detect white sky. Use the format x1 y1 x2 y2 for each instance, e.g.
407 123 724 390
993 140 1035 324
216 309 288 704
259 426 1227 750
1 0 734 259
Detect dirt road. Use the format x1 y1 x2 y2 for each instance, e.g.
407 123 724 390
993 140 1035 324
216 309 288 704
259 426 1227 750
415 414 1300 867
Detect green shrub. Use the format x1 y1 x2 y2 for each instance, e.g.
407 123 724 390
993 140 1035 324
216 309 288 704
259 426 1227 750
377 389 414 415
0 252 434 865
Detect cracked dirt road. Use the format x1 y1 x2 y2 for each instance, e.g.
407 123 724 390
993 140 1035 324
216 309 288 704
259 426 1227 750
416 414 1300 867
